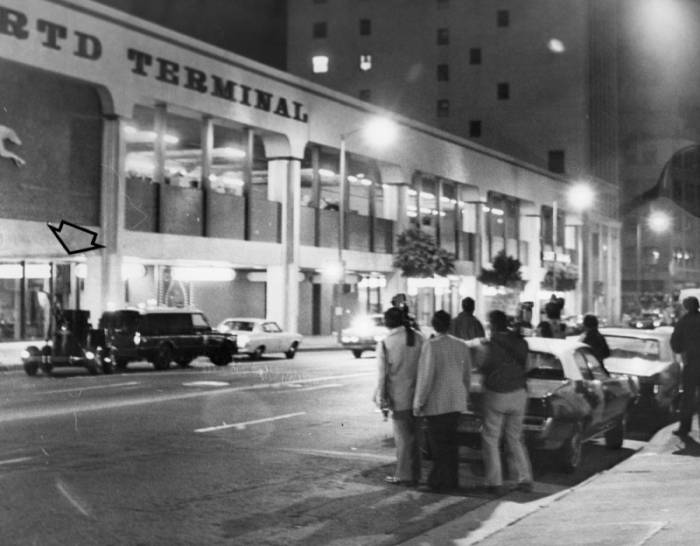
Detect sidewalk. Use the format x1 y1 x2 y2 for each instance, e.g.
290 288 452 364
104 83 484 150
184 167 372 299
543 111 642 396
405 422 700 545
0 335 344 371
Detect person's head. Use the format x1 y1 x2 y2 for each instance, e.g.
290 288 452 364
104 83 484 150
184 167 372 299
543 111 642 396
582 314 599 330
489 309 509 333
391 293 408 309
461 297 475 314
384 307 405 328
544 301 561 320
431 310 451 334
683 296 700 314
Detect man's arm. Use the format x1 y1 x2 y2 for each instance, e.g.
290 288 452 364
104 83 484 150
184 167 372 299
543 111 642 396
413 341 434 415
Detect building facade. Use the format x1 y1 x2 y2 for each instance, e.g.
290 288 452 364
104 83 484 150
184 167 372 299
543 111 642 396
0 0 620 342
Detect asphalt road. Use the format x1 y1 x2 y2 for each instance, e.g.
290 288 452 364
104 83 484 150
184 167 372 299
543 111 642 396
0 351 652 545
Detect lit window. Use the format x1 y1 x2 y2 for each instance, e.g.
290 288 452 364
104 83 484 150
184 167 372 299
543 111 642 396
313 22 327 38
437 64 449 81
360 54 372 71
359 19 371 36
437 99 449 117
312 55 329 73
469 48 482 65
497 9 509 27
437 28 449 45
497 82 510 100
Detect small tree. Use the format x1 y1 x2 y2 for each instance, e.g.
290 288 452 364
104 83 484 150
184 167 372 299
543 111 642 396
393 227 455 278
541 262 579 291
477 250 523 289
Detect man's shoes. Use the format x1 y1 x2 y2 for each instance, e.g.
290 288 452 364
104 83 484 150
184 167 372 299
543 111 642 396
515 481 534 493
672 429 690 438
384 476 416 487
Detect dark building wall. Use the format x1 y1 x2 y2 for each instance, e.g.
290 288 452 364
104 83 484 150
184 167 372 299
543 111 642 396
92 0 287 70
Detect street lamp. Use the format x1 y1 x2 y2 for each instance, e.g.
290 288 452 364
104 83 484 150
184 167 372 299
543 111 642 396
335 116 398 341
636 210 672 300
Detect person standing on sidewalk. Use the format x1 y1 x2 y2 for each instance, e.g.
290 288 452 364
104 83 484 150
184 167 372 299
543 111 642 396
374 307 424 486
413 310 475 492
670 296 700 437
451 297 485 341
480 310 533 494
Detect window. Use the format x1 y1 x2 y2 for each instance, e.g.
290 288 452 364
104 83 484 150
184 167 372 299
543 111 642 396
437 28 449 45
497 82 510 100
360 54 372 71
437 64 449 81
497 9 510 27
312 55 329 73
359 89 371 101
437 99 449 117
359 18 371 35
548 149 565 173
469 48 482 65
469 120 482 137
312 22 327 38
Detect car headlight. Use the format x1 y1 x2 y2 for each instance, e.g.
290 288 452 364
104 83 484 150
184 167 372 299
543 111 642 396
238 334 250 347
20 349 30 359
85 351 95 360
134 332 141 345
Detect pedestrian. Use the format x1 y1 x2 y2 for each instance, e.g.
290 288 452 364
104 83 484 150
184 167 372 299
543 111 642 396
480 310 533 494
451 297 485 341
413 310 478 492
536 300 566 338
670 296 700 437
391 293 420 330
374 306 424 485
579 314 610 363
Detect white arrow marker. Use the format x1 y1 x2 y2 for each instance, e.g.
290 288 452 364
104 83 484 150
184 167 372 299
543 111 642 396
195 412 306 433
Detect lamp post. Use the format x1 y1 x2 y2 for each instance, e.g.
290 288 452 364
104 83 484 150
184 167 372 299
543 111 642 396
563 183 595 310
636 210 672 304
335 117 397 342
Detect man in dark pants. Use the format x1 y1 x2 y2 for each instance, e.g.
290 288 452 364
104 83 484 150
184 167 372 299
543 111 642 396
670 296 700 437
451 297 485 341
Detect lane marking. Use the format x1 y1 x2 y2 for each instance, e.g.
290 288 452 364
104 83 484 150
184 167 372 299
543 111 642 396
278 383 342 393
56 478 90 517
195 411 306 433
0 456 34 466
280 447 394 462
182 381 230 387
36 381 141 396
0 372 372 424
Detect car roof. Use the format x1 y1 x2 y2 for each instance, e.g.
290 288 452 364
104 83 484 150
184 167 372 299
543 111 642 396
600 327 671 340
107 307 204 315
221 317 267 323
525 336 588 355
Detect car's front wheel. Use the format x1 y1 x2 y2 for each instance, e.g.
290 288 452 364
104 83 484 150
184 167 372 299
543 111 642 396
560 422 583 473
250 346 264 360
154 345 174 371
285 342 298 359
211 342 234 366
604 414 626 449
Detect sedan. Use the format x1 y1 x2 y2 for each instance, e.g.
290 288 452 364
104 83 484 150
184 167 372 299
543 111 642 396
628 312 665 329
216 318 302 360
340 314 388 358
600 326 681 418
459 337 637 473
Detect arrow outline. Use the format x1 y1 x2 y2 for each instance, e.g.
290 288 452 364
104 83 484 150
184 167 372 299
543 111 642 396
47 220 105 256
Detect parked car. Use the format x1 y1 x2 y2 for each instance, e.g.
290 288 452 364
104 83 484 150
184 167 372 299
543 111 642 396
340 314 388 358
216 318 302 359
98 308 237 370
628 312 665 329
20 309 111 376
600 326 681 418
457 337 637 473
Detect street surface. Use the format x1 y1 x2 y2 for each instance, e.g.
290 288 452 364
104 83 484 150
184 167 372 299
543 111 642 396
0 350 651 545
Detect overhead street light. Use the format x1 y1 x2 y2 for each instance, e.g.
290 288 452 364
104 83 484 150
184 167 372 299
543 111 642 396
636 210 672 299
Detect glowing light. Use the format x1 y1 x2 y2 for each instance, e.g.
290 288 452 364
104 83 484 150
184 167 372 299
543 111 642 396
121 263 146 280
171 266 236 282
312 55 329 74
547 39 565 53
319 168 336 177
567 183 595 211
647 210 671 233
362 117 398 148
75 263 87 279
321 262 344 283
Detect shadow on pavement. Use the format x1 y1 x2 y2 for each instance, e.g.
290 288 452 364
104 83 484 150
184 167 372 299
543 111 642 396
672 434 700 457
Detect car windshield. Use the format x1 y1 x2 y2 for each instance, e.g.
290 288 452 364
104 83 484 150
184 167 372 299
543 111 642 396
526 351 565 380
227 321 256 331
605 336 660 360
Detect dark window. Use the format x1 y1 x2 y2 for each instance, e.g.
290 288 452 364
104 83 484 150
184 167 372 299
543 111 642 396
359 89 371 101
469 48 482 65
437 64 449 81
548 150 565 173
437 28 449 45
437 99 450 117
313 22 327 38
497 9 510 27
359 18 371 35
469 120 482 137
497 82 510 99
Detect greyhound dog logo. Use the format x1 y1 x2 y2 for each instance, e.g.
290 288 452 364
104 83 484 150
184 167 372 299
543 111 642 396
0 125 26 167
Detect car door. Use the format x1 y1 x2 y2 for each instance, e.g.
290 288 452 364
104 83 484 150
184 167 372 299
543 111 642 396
262 321 284 352
582 348 631 424
191 313 211 355
572 349 606 434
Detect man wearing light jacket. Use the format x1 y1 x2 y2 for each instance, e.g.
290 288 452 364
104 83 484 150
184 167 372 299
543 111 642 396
413 310 475 492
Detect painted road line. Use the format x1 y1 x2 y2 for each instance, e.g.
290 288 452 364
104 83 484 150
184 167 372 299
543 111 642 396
0 456 34 466
282 383 342 393
35 381 141 396
280 448 395 462
56 478 90 517
195 411 306 433
182 381 230 387
0 372 372 424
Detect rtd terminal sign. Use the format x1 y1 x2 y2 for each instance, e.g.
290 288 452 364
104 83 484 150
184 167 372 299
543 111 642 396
0 4 309 124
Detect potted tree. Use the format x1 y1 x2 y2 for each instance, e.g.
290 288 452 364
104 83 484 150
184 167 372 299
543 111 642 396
477 250 524 314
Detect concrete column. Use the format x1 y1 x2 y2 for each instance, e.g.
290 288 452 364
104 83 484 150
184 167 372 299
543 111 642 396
84 114 126 318
266 156 302 332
